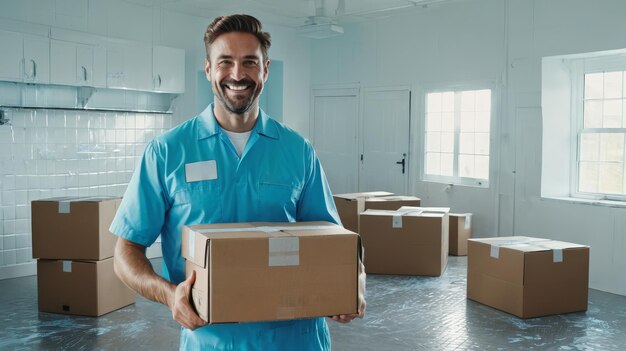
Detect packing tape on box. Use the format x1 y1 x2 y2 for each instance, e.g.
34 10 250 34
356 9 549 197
268 237 300 266
464 214 472 230
188 231 195 259
190 224 339 264
57 196 110 214
62 260 72 273
489 240 565 262
391 208 424 228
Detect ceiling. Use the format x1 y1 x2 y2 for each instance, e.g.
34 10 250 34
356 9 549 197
125 0 463 27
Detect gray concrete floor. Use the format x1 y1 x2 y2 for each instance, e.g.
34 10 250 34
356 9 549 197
1 256 626 350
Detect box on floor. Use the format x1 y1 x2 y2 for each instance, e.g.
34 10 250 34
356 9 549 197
32 196 135 316
37 258 135 316
333 191 393 233
359 206 450 276
449 213 472 256
182 221 365 324
467 236 589 318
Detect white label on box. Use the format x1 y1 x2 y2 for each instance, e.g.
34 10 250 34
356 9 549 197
188 230 195 259
185 160 217 183
62 260 72 272
490 245 500 259
465 214 472 230
58 201 71 213
553 249 563 263
392 214 403 228
269 237 299 266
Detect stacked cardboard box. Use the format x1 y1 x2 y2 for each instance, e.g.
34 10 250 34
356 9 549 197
467 236 589 318
181 221 365 324
449 213 472 256
359 206 450 276
31 196 135 316
333 191 393 233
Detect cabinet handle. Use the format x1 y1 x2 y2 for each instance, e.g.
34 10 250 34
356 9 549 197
157 74 162 88
31 59 37 79
82 66 88 82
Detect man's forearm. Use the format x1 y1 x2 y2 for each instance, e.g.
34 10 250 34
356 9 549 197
113 238 176 308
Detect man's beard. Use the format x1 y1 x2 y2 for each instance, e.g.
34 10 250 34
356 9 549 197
214 78 262 115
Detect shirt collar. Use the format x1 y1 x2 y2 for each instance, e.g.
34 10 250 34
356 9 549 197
197 103 278 140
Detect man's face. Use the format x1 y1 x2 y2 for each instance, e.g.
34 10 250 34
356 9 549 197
205 32 269 115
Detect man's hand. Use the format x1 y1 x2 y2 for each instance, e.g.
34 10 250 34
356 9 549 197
328 314 358 323
328 292 366 324
114 238 207 330
169 270 207 330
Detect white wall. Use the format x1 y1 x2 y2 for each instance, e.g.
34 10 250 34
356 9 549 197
307 0 506 239
0 0 312 278
305 0 626 296
507 0 626 296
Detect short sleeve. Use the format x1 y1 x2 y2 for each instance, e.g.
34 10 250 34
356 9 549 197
296 141 341 225
109 140 169 247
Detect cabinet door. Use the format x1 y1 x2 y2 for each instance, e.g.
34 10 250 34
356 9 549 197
153 45 185 93
107 42 152 91
76 45 94 86
0 30 24 82
50 40 77 86
23 34 50 84
92 46 106 88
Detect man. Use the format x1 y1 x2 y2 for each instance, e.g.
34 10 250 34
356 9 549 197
110 14 363 350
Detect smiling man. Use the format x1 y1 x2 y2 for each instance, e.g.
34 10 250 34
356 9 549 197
110 14 362 351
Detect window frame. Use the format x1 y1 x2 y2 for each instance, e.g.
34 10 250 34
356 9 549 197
421 85 495 188
570 56 626 202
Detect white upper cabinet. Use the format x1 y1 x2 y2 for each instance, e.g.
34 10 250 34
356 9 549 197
107 41 153 91
153 45 185 94
0 30 49 84
50 39 106 88
23 34 50 84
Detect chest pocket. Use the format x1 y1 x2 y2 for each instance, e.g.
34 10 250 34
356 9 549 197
256 181 301 221
171 180 222 222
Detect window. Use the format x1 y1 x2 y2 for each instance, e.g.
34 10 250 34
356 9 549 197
542 50 626 204
577 70 626 198
423 89 491 187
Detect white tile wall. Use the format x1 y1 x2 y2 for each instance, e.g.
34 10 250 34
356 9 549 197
0 108 172 269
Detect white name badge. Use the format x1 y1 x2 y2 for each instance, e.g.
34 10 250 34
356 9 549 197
185 160 218 183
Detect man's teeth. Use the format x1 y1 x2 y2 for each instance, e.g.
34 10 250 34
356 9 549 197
226 84 248 91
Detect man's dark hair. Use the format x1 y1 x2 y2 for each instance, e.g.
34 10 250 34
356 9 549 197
204 14 272 61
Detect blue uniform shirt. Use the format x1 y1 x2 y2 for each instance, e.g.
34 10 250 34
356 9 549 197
110 104 341 350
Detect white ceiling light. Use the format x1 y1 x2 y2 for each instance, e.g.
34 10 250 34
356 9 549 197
297 20 344 39
297 0 345 39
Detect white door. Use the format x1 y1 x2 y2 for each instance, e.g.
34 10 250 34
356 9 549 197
311 86 359 194
360 88 411 194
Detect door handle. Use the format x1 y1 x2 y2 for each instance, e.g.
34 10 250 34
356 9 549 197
396 154 406 174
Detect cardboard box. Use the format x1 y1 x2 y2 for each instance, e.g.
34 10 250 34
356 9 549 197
181 221 365 324
467 236 589 318
333 191 393 233
449 213 472 256
365 195 421 211
32 196 121 260
37 257 135 316
359 207 450 276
